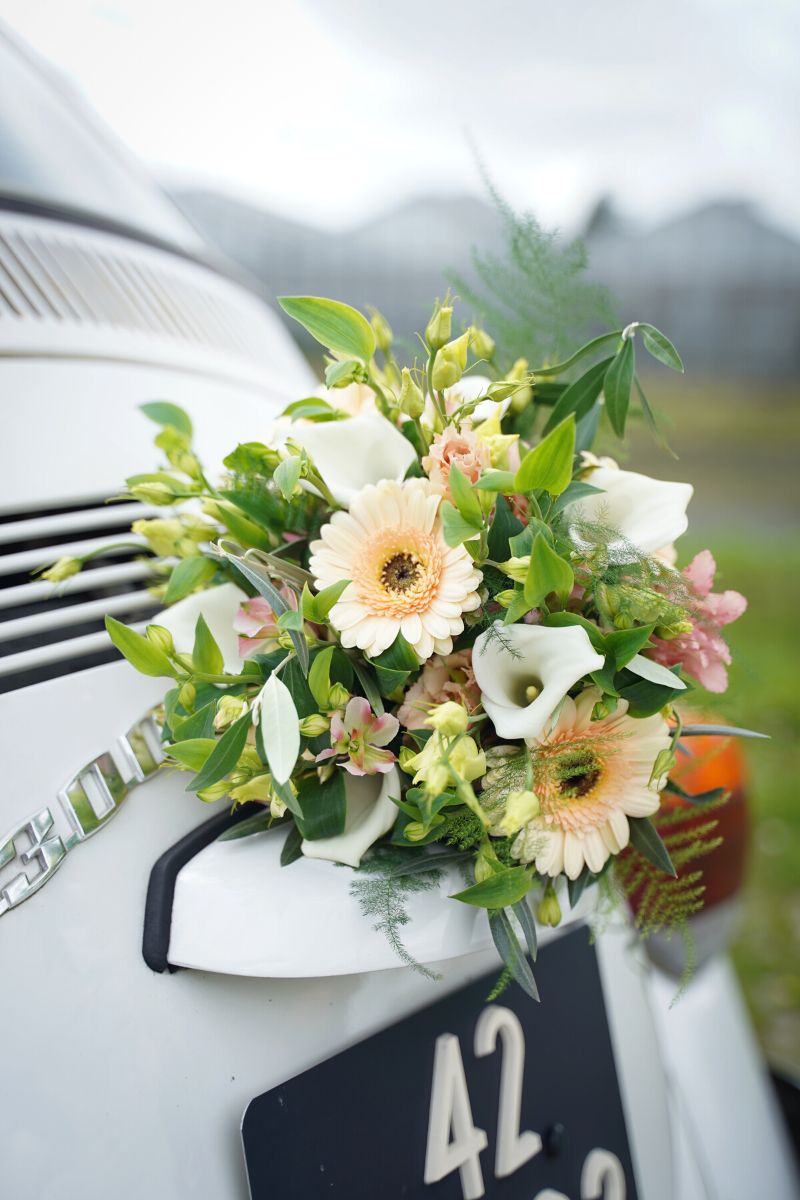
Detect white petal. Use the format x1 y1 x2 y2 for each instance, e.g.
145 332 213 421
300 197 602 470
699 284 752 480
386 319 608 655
566 466 693 559
583 830 610 874
563 832 586 880
301 767 400 868
473 623 605 741
287 415 417 506
158 581 247 675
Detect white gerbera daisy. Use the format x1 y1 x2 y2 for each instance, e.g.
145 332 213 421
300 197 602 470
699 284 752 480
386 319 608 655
309 478 482 662
512 687 671 880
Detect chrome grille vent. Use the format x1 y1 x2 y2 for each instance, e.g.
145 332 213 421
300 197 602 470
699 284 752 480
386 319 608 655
0 498 161 693
0 220 274 366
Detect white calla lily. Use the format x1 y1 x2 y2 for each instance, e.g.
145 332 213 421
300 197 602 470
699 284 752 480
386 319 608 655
287 413 417 507
157 581 247 675
473 622 605 741
301 765 400 869
566 466 693 560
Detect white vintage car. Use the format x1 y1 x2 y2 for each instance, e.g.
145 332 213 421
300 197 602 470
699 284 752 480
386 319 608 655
0 23 796 1200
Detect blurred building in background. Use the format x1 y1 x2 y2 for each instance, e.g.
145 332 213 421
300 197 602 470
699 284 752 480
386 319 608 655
172 186 800 378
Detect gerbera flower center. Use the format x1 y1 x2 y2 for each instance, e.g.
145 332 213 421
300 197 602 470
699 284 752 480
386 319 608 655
556 750 602 799
381 552 422 594
532 729 631 836
352 525 444 618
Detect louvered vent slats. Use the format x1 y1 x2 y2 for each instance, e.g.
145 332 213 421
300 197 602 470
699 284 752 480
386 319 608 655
0 498 162 693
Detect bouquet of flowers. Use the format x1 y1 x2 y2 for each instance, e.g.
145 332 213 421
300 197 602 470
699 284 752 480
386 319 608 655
46 293 753 997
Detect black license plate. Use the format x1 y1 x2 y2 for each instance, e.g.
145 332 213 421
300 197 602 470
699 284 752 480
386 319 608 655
242 927 637 1199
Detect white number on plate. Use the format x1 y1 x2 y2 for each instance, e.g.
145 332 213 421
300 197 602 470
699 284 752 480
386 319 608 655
423 1004 626 1200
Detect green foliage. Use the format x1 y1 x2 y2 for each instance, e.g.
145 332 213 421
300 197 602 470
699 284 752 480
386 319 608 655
515 415 576 496
350 847 446 979
448 173 616 370
613 799 725 939
278 295 376 362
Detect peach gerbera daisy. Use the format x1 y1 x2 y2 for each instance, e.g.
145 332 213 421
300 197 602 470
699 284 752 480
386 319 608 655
512 687 671 880
309 478 482 662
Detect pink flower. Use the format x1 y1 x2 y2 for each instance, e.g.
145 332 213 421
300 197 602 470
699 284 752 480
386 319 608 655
316 697 399 776
421 423 490 500
397 649 481 730
233 587 296 658
649 550 747 693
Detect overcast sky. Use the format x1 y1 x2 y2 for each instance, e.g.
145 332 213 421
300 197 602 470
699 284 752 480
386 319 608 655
3 0 798 235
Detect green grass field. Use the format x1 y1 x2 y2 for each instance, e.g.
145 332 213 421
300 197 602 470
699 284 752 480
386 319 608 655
623 376 800 1072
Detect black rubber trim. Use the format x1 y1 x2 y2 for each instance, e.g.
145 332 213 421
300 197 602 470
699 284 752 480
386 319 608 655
142 803 261 973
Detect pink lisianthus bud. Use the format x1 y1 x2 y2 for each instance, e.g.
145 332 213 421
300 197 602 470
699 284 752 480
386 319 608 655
421 424 490 500
397 649 481 730
648 550 747 692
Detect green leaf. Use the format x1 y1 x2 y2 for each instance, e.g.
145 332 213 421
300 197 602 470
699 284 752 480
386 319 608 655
542 611 605 651
616 668 687 717
167 737 217 772
567 868 596 908
542 356 614 435
170 700 217 742
218 811 272 841
634 376 677 459
515 415 576 496
639 323 684 372
550 479 605 516
511 896 538 962
296 770 346 840
503 589 533 624
605 625 655 671
626 652 687 690
680 724 770 740
140 401 192 438
220 544 308 675
524 534 574 608
278 295 376 362
105 616 175 678
192 613 224 676
474 469 517 493
603 339 635 438
440 500 482 547
273 456 302 501
324 358 364 389
164 556 216 604
487 494 524 562
310 578 350 621
629 816 677 877
449 464 483 525
371 633 419 675
188 713 251 793
529 330 622 377
488 909 540 1002
351 658 384 715
308 645 335 709
277 609 304 632
281 397 345 422
260 673 300 784
280 822 304 865
451 866 532 909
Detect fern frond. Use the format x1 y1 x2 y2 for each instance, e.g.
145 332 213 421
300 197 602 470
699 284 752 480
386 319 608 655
449 168 617 370
350 848 444 980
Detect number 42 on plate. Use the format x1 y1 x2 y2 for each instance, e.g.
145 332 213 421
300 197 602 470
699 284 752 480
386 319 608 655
423 1005 626 1200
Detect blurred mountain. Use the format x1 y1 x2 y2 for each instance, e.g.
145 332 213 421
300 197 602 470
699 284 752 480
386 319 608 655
171 186 800 377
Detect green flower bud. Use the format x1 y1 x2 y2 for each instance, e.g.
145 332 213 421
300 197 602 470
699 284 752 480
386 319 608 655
129 482 175 506
197 780 231 803
537 882 562 928
398 746 418 775
327 682 351 710
495 589 517 609
299 713 330 737
425 303 453 350
179 682 197 711
40 556 81 583
398 368 425 419
214 694 248 730
469 325 495 362
146 624 175 657
404 821 428 842
431 332 470 390
425 701 469 737
370 309 393 353
133 517 184 557
591 695 618 721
